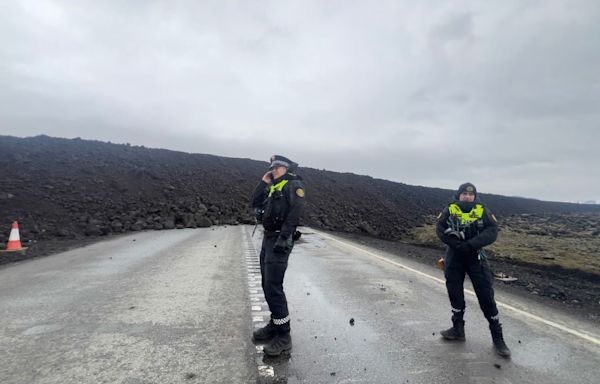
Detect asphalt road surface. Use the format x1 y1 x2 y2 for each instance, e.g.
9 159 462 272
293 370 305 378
0 227 256 384
1 226 599 384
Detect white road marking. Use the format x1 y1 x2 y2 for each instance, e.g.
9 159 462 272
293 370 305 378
258 365 275 377
318 231 600 347
245 228 281 380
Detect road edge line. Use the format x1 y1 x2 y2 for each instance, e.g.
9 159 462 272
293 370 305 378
316 230 600 347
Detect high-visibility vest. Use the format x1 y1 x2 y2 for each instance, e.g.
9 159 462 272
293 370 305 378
449 203 484 226
268 179 288 197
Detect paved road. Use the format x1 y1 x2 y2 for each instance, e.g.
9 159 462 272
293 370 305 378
0 227 256 384
248 227 600 384
1 225 599 384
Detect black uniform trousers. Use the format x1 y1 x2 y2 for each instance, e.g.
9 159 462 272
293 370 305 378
445 250 498 321
259 232 293 333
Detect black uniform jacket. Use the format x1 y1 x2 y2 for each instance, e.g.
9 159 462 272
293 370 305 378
251 172 305 240
436 200 498 256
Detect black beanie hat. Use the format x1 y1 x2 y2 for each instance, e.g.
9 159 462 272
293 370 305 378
455 182 477 199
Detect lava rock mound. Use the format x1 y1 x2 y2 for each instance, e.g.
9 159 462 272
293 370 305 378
1 135 598 262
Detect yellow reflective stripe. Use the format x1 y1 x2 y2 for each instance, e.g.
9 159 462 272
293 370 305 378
449 203 484 224
268 180 289 197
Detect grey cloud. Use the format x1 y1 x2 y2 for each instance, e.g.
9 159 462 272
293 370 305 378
1 0 599 202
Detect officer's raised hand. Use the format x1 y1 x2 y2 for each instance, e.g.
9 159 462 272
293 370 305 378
262 171 273 185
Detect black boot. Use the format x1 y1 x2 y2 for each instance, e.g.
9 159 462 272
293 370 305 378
489 320 511 358
441 319 465 341
252 321 277 342
264 332 292 356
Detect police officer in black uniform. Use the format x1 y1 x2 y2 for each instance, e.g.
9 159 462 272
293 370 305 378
436 182 511 357
251 155 305 356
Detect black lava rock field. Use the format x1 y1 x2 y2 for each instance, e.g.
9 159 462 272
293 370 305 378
1 135 599 264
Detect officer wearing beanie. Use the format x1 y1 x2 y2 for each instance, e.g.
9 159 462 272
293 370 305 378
436 182 511 358
250 155 305 356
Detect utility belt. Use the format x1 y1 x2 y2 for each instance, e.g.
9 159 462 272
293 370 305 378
264 230 281 237
264 230 303 241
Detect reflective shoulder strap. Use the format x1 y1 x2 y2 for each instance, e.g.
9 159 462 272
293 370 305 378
473 204 484 219
268 179 289 197
449 203 462 216
474 204 485 228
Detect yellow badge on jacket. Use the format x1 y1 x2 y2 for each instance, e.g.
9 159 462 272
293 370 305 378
296 188 305 198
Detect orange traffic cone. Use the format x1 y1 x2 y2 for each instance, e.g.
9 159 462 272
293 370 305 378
5 221 27 252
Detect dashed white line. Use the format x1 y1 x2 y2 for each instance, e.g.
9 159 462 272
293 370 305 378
257 365 275 377
245 227 283 382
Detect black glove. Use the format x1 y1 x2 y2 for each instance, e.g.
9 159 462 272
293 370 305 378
443 235 463 250
254 208 264 224
273 236 291 253
456 241 475 254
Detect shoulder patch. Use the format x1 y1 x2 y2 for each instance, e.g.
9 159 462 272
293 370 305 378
295 188 305 198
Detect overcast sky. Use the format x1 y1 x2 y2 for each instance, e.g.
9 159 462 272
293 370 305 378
1 1 599 202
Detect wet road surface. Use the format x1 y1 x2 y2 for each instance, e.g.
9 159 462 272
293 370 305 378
249 227 600 384
1 225 599 384
0 227 256 384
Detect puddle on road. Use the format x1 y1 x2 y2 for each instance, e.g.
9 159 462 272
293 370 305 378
22 324 63 336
